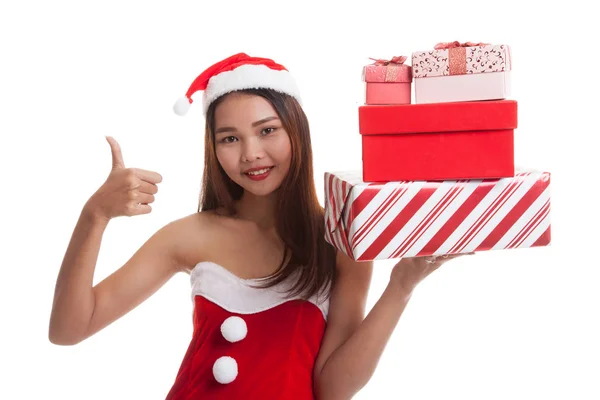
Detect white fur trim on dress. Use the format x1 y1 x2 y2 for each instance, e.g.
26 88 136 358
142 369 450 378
201 64 303 114
190 261 329 320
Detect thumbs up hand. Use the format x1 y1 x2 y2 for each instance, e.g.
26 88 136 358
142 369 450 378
85 136 163 222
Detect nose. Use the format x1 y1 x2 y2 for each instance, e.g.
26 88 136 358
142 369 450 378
241 137 265 163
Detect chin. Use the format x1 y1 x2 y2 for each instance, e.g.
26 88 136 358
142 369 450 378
245 182 287 198
241 184 281 197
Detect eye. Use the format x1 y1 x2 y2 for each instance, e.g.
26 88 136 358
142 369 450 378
221 136 237 143
261 127 277 135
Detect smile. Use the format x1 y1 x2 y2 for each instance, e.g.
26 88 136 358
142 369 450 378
244 167 274 181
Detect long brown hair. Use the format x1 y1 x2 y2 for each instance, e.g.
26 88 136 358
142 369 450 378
198 88 337 301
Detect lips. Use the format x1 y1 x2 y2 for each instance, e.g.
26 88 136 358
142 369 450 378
244 166 274 181
244 166 274 176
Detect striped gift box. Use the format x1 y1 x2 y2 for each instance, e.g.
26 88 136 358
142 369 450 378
324 170 551 261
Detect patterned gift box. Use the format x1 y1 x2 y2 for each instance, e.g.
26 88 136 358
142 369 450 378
411 42 511 104
324 170 551 261
362 56 412 105
358 100 517 182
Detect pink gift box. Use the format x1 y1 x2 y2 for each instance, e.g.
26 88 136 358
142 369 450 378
365 82 411 105
362 56 412 105
411 42 511 104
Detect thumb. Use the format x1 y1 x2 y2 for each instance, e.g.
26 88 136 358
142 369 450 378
105 136 125 169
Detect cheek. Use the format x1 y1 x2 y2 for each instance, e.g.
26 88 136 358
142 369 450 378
215 147 238 174
273 136 292 165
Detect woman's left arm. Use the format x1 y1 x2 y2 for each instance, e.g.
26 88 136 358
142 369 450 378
313 251 466 400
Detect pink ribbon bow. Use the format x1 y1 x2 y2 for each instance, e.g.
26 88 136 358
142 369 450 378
369 55 407 66
434 41 490 50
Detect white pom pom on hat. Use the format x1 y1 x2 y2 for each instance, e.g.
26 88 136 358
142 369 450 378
173 96 192 116
173 52 302 117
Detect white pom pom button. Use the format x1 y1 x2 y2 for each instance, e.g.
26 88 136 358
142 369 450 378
213 356 238 384
220 316 247 343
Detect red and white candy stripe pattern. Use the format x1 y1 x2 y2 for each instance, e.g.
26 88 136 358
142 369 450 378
324 171 551 260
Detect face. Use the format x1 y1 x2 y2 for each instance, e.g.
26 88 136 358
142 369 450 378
213 93 292 197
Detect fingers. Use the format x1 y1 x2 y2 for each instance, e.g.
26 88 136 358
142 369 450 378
422 252 473 264
122 192 154 217
441 254 463 260
132 168 163 184
136 193 155 204
104 137 161 183
123 201 152 217
106 136 125 169
437 253 475 264
132 204 152 215
138 181 159 195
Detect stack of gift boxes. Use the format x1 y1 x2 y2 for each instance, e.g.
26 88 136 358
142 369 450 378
324 42 551 261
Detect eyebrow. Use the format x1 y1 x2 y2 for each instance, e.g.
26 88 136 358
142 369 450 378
214 116 280 135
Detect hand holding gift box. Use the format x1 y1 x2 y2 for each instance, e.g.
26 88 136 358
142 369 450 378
362 56 412 105
389 252 472 295
412 41 511 104
324 170 550 261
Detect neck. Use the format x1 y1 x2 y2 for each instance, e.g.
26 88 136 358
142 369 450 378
233 190 279 231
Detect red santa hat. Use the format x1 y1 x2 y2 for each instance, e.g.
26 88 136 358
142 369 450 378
173 52 302 116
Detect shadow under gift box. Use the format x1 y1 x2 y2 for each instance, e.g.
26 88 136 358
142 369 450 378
358 100 517 182
324 170 551 261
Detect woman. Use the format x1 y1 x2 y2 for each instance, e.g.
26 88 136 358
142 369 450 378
49 53 463 399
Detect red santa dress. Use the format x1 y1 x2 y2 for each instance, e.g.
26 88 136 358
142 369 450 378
165 261 330 399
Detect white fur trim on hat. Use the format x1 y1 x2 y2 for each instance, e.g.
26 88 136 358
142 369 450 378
202 64 302 115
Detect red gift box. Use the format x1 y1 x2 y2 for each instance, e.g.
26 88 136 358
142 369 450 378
324 170 551 261
358 100 517 182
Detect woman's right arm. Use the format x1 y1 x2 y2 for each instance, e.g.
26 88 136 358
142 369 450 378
48 203 110 345
48 136 186 345
48 206 186 345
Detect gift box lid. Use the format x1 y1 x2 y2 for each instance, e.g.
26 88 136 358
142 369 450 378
358 100 517 135
362 56 412 83
412 43 511 78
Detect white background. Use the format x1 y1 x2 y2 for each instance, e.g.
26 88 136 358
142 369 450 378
1 1 598 399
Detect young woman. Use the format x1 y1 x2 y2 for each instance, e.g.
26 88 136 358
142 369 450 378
49 53 464 399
